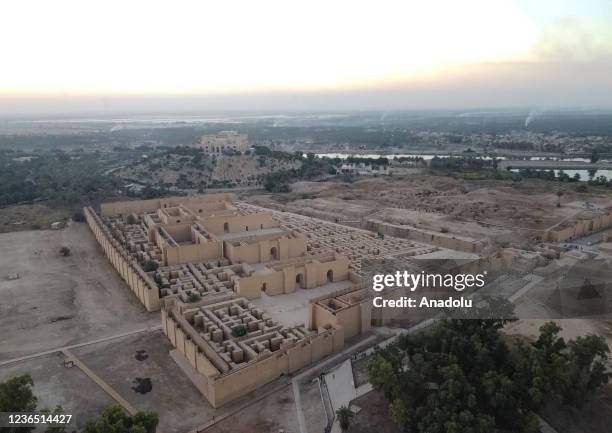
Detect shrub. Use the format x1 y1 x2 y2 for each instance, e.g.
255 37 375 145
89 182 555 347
83 405 158 433
231 325 247 338
187 292 201 303
72 211 86 222
143 260 158 272
336 406 353 431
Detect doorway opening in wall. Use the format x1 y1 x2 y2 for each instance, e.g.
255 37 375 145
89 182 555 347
296 273 304 289
261 283 267 292
270 247 278 260
223 222 229 233
326 270 333 282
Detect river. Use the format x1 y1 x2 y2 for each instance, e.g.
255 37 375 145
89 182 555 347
316 153 612 181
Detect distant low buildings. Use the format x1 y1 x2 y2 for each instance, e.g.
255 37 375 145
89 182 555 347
197 131 249 154
340 162 389 176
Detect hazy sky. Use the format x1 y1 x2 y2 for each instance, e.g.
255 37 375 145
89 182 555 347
1 0 611 115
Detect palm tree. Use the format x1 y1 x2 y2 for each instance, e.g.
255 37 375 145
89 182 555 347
336 406 353 432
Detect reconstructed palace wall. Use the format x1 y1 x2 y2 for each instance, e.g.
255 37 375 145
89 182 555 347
310 248 543 330
197 131 249 154
199 213 279 235
100 193 235 217
84 207 161 311
309 285 372 340
235 254 350 299
162 242 223 266
155 224 223 266
161 302 344 408
224 235 307 264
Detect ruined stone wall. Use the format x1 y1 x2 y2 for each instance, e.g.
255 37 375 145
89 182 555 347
84 207 161 311
366 218 483 253
543 212 612 242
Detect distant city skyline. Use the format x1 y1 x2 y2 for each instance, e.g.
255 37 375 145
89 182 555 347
1 0 611 115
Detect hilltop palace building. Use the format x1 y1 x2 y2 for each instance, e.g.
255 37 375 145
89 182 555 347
85 193 500 408
196 131 249 154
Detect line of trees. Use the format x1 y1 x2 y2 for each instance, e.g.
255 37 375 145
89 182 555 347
262 152 338 192
429 156 497 171
0 152 123 207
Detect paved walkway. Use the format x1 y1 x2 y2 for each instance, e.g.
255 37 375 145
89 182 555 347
0 325 162 367
62 349 138 415
323 359 368 433
324 359 355 414
292 335 378 433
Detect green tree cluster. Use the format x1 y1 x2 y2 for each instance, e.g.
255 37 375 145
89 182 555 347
429 156 494 171
0 152 124 206
0 374 37 413
0 374 66 433
0 374 159 433
367 317 610 433
261 153 338 192
83 406 158 433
